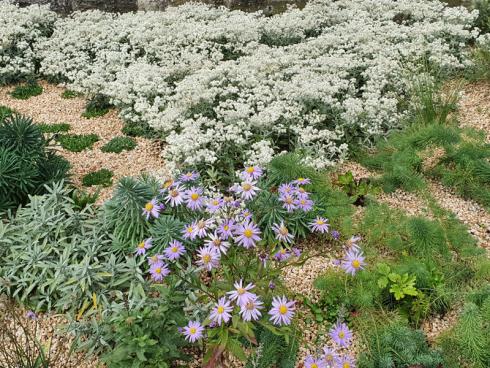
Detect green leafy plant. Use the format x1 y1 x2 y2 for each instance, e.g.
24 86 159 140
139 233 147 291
474 0 490 34
82 169 113 187
121 120 157 139
82 94 111 118
57 133 99 152
61 90 82 99
10 81 43 100
101 136 137 153
0 105 14 122
38 122 71 134
377 263 419 301
335 170 373 206
70 188 99 210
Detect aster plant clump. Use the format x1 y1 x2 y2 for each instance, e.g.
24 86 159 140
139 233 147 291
131 165 348 365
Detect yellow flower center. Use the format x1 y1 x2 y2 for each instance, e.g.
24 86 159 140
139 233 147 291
242 183 252 191
138 242 145 249
191 193 199 201
190 327 197 334
217 306 224 314
187 227 194 233
223 225 229 231
243 229 253 238
298 187 305 193
311 364 318 368
171 246 178 253
298 177 304 182
238 288 246 295
212 200 219 205
352 260 361 269
213 239 221 246
198 220 205 229
343 363 350 368
246 166 255 173
155 268 161 274
163 179 173 188
246 301 255 310
279 227 288 236
203 254 211 263
300 200 306 205
316 219 324 225
339 331 345 339
150 256 158 262
285 197 293 204
279 305 288 315
280 249 287 254
170 189 179 197
145 203 154 211
326 354 333 362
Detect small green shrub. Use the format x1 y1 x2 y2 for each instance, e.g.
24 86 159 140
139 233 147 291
71 188 99 210
82 169 113 187
121 120 157 138
0 105 14 122
101 136 137 153
10 82 43 100
82 94 111 118
57 133 99 152
38 122 71 134
61 90 82 99
474 0 490 34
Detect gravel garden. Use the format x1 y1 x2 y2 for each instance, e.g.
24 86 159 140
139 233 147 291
0 0 489 367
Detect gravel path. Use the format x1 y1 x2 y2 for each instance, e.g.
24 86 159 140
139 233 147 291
458 81 490 142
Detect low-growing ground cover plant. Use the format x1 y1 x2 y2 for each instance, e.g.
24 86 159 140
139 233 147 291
57 133 100 152
82 94 111 118
82 168 114 187
0 105 14 121
101 136 137 153
37 122 71 134
10 81 43 100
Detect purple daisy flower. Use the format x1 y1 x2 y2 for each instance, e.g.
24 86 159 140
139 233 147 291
322 347 339 367
205 232 230 254
269 296 295 326
331 230 340 240
164 240 186 261
236 181 260 201
227 280 256 306
272 221 294 244
268 281 276 290
278 183 295 195
195 218 214 238
240 209 253 221
149 263 170 282
292 247 301 257
341 249 365 276
142 198 163 219
293 177 311 185
295 186 310 199
346 235 362 250
147 254 165 266
217 219 235 239
26 310 38 320
305 355 327 368
180 171 199 182
309 217 330 233
165 186 185 207
258 252 269 266
182 222 198 240
295 197 314 212
234 220 261 248
329 322 353 348
196 246 220 271
209 297 233 326
185 187 204 211
279 193 297 212
135 238 153 256
206 197 223 213
240 165 263 180
182 321 204 343
335 356 356 368
273 248 291 262
239 295 263 322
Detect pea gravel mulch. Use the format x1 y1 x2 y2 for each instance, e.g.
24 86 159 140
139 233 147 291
0 81 166 203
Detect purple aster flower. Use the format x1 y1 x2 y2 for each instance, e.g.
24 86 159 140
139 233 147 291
335 356 356 368
209 297 233 326
135 238 152 256
196 246 220 271
278 183 295 195
332 259 341 266
236 180 260 201
195 218 214 238
346 235 362 250
240 165 263 180
295 197 314 212
206 197 223 213
329 322 352 348
310 217 330 233
165 186 185 207
227 280 256 306
164 240 186 261
180 171 199 182
268 281 276 290
26 310 37 320
182 222 198 240
279 194 297 212
331 230 340 240
240 209 253 221
239 295 263 321
217 219 235 240
142 198 163 219
293 177 311 185
269 296 295 326
234 220 261 248
258 252 269 266
185 187 204 211
161 178 176 191
272 221 294 244
295 186 310 199
147 254 165 266
305 355 327 368
149 263 170 282
273 248 291 262
341 249 365 276
205 232 230 254
292 247 302 257
322 347 339 367
182 321 204 343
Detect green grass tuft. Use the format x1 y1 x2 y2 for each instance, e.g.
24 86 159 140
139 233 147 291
82 94 111 118
61 90 82 99
10 82 43 100
121 120 157 138
100 136 137 153
38 123 71 134
57 134 99 152
0 105 14 122
82 168 113 187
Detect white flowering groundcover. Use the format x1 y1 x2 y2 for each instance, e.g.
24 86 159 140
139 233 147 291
0 0 480 172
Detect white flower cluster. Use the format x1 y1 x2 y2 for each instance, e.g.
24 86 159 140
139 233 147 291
0 0 479 170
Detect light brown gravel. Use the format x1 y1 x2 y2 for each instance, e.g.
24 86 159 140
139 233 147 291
457 81 490 142
0 81 166 203
378 189 433 219
422 308 461 343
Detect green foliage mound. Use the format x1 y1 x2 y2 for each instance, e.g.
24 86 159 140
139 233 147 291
38 122 71 133
57 133 100 152
82 168 113 187
82 94 111 118
10 81 43 100
101 136 137 153
0 114 70 212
